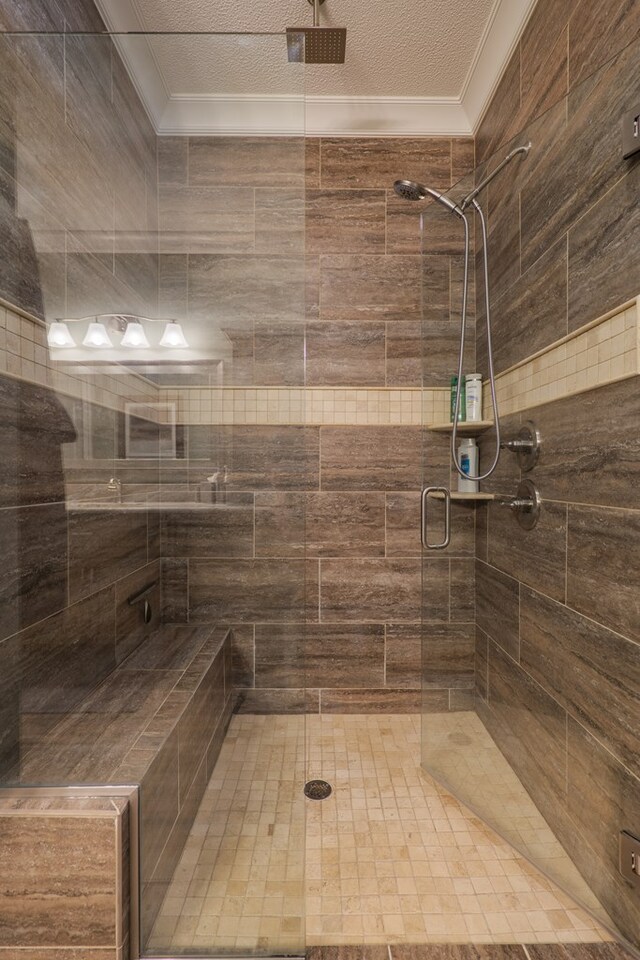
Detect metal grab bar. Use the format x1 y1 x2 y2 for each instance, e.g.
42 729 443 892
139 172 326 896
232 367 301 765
127 580 158 626
127 581 158 605
421 487 451 550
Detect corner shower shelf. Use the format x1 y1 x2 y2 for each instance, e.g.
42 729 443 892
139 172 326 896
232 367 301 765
427 419 494 435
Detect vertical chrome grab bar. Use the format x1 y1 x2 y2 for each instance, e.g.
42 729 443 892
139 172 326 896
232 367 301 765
421 487 451 550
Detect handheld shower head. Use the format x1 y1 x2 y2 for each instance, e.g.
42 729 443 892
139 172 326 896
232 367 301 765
393 180 428 201
393 180 463 218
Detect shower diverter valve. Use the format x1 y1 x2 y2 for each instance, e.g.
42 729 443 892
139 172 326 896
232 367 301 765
496 479 541 531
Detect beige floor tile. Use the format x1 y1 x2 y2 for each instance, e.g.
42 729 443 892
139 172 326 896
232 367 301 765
149 713 614 952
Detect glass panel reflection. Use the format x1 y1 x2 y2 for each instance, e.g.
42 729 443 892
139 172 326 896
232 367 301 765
0 29 306 958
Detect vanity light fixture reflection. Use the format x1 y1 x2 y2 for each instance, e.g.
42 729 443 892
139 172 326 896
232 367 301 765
48 314 190 351
46 320 75 348
82 320 113 348
121 320 150 348
159 320 189 349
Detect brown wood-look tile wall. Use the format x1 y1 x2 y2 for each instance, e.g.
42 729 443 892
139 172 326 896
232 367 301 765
156 135 478 715
0 807 125 953
0 18 164 782
474 3 640 376
164 419 477 716
157 135 475 389
473 13 640 943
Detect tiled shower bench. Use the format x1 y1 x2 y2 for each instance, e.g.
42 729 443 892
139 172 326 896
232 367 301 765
0 624 233 960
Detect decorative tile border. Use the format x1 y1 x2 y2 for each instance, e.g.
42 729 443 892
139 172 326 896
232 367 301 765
3 296 638 426
157 386 450 426
163 298 640 427
486 298 640 418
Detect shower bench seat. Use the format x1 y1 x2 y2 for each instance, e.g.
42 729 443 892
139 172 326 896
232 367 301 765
3 623 234 954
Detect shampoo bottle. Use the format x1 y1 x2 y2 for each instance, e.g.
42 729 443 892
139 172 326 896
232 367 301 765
465 373 483 422
450 375 466 422
458 437 479 493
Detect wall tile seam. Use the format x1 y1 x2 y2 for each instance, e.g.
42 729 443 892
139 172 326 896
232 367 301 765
485 624 640 791
0 558 157 651
475 557 521 588
194 619 441 626
515 579 640 661
483 571 640 749
167 556 471 561
505 497 640 516
485 632 570 719
479 559 572 608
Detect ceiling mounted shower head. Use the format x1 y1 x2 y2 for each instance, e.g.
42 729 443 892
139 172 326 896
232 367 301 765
393 180 463 217
287 0 346 64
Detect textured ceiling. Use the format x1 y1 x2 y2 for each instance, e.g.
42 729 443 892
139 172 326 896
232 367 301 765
126 0 497 98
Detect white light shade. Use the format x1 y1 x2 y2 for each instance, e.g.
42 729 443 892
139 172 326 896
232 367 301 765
160 320 189 349
83 321 113 348
47 321 75 348
121 321 150 348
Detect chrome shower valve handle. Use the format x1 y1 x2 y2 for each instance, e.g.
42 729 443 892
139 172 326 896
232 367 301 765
501 438 533 452
495 479 541 530
499 421 541 471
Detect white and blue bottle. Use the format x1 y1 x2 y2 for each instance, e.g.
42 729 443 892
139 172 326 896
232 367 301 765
458 437 479 493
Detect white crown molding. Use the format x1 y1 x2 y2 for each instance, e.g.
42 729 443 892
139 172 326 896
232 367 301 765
94 0 168 127
461 0 536 132
159 94 307 136
94 0 536 137
159 94 470 137
304 96 470 137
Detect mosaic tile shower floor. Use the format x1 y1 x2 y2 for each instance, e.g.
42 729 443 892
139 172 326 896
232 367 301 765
148 714 611 954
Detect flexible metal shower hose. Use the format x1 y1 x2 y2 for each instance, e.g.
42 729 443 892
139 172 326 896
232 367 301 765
450 199 502 482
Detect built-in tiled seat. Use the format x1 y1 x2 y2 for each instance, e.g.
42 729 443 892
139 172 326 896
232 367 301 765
2 624 233 958
18 624 232 784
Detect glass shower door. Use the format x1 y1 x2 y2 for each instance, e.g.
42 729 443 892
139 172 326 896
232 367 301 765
0 24 308 959
418 120 616 941
419 171 478 770
135 31 309 959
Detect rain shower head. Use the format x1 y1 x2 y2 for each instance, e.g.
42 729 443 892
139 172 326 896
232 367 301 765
287 0 346 64
393 180 464 218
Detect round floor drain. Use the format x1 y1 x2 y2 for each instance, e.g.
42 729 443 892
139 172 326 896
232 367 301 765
304 779 332 800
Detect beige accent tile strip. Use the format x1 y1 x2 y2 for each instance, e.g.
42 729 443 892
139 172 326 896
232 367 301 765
157 298 640 427
10 297 636 427
158 387 451 426
485 298 640 418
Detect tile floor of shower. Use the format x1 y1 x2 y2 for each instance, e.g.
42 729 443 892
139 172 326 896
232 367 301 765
148 713 611 955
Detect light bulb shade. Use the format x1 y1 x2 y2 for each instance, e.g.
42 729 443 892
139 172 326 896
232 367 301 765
83 321 113 348
160 321 189 349
47 321 75 348
121 321 150 348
